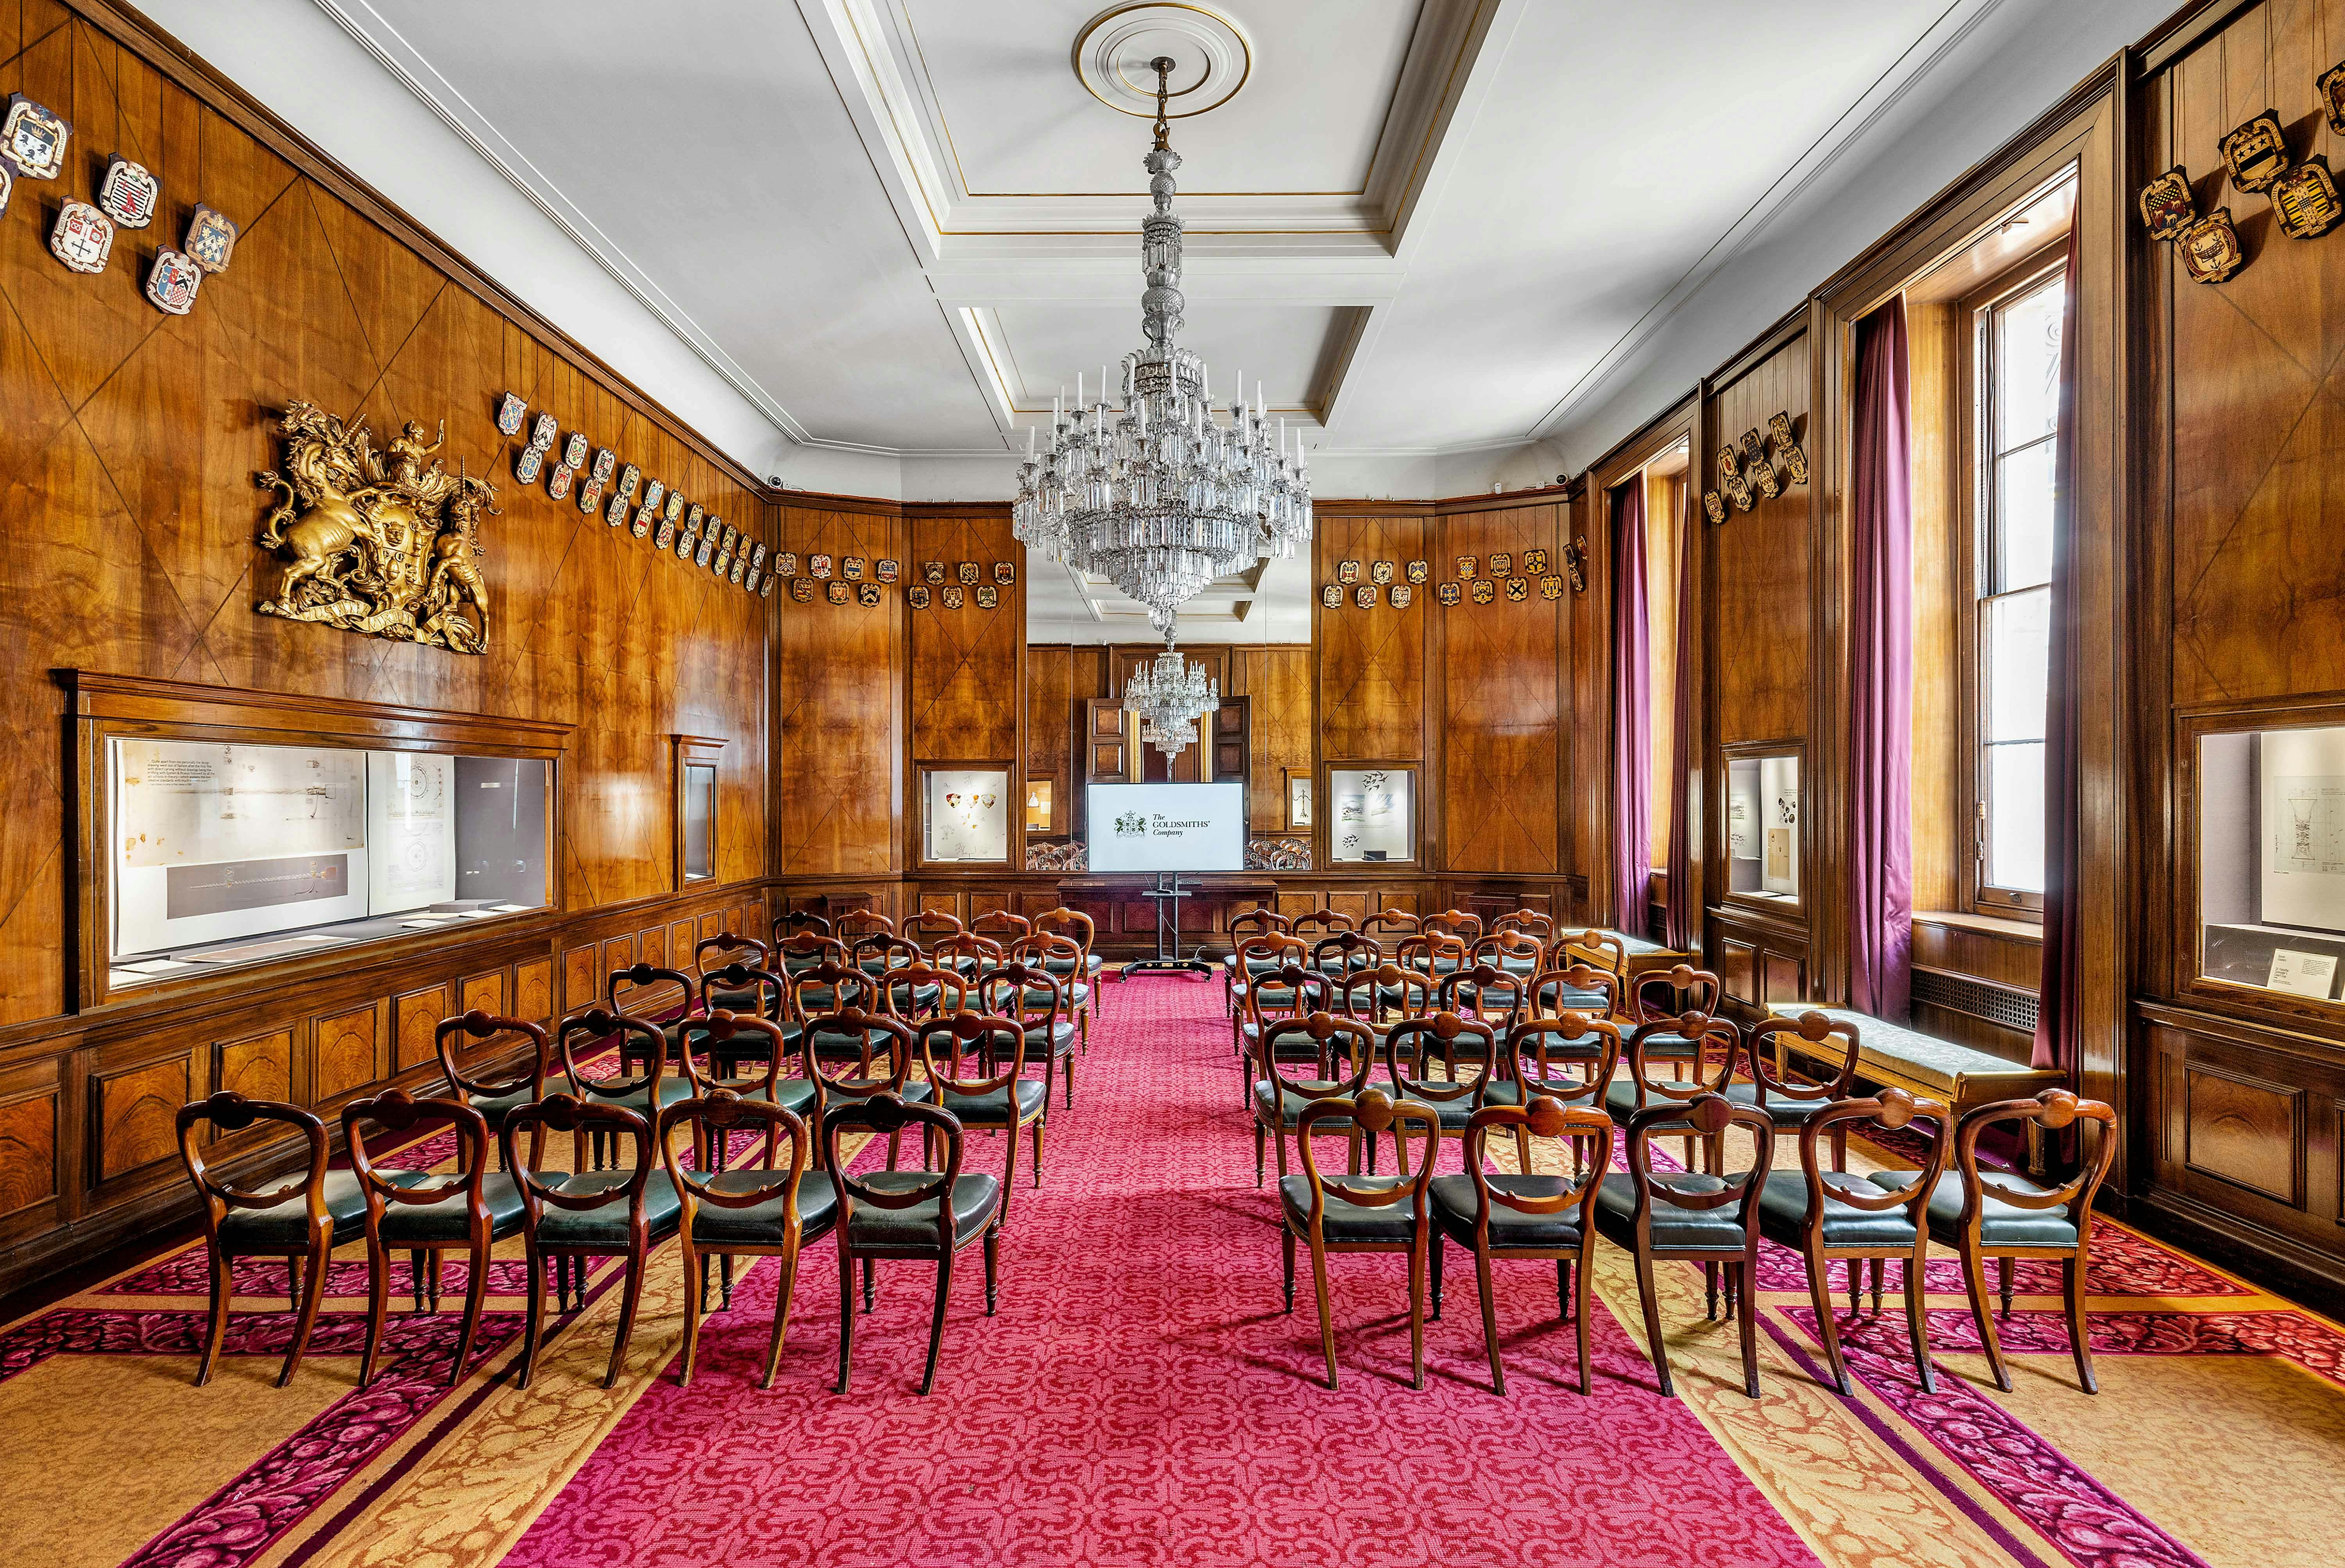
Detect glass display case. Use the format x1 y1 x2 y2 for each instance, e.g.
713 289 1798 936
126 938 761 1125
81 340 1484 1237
1328 767 1413 863
1024 778 1054 833
2198 723 2345 1002
922 765 1013 864
1725 750 1801 903
107 737 553 980
682 762 716 881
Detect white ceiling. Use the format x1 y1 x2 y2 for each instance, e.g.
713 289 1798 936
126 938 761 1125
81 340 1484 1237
286 0 1982 468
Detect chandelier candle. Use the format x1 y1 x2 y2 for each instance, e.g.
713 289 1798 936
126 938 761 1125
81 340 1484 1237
1013 57 1313 638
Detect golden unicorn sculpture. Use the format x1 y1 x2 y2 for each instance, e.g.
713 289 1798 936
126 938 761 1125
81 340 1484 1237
254 401 497 653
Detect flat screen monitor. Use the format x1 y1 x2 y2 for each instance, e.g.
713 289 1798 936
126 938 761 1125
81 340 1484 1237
1086 782 1245 873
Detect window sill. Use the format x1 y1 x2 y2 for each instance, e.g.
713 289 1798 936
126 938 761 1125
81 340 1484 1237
1915 908 2043 944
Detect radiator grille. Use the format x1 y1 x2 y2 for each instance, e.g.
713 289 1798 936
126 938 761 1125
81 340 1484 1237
1910 967 2039 1035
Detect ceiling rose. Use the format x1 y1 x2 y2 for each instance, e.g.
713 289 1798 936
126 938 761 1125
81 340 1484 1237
1072 4 1251 119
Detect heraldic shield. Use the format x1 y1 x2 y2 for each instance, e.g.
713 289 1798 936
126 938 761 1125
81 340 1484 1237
253 401 497 653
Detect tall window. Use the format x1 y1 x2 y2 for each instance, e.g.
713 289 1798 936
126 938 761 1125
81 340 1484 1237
1968 266 2062 910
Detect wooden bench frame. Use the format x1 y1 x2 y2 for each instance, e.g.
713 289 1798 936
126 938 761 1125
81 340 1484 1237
1765 1006 2064 1174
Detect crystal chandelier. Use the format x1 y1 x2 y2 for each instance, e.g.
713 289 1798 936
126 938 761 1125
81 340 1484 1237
1122 637 1219 761
1013 56 1312 638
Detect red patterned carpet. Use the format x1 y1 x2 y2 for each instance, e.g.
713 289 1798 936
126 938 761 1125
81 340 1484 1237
503 973 1820 1568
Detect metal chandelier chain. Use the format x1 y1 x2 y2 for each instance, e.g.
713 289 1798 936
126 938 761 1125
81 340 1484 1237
1011 55 1313 641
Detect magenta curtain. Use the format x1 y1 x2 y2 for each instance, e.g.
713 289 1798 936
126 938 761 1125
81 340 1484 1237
1611 479 1651 937
1663 485 1699 950
2033 222 2084 1075
1849 298 1913 1020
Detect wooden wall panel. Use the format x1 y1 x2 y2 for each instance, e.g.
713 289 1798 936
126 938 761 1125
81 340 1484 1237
775 504 905 876
0 4 768 1032
1317 513 1428 762
216 1030 291 1104
1232 647 1313 833
394 985 448 1072
0 1091 56 1218
1439 503 1562 874
95 1056 190 1181
2184 1065 2301 1206
1026 645 1074 837
310 1008 377 1103
562 946 597 1010
1708 335 1812 746
910 512 1024 770
512 957 554 1024
460 969 505 1019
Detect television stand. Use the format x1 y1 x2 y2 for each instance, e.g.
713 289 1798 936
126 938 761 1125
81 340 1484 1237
1130 873 1214 976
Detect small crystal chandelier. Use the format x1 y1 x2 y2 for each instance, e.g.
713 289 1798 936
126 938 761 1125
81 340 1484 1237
1122 638 1218 761
1013 56 1312 638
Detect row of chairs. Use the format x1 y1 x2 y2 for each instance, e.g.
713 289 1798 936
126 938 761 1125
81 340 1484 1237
1245 993 2118 1402
174 976 1071 1396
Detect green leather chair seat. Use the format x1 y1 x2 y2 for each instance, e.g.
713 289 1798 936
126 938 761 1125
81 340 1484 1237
1631 1030 1705 1060
704 986 770 1013
1600 1078 1701 1126
1430 1172 1588 1248
805 1025 909 1057
1252 1080 1355 1125
374 1171 529 1247
1391 1088 1479 1132
580 1079 698 1119
1241 985 1308 1009
463 1078 575 1126
844 1171 999 1248
1537 983 1611 1012
532 1171 684 1248
936 1078 1048 1124
1022 982 1088 1007
1717 1082 1833 1126
1040 954 1102 977
732 1076 821 1119
1881 1170 2080 1248
1757 1170 1919 1248
1476 1077 1600 1110
827 1079 932 1105
1591 1171 1749 1250
217 1170 372 1250
1509 1026 1611 1061
1023 1021 1077 1055
1279 1175 1421 1243
684 1168 839 1246
882 983 944 1010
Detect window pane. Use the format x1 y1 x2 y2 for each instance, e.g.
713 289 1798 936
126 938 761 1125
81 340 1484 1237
1983 586 2050 744
1996 278 2064 453
1986 740 2046 892
1993 441 2056 592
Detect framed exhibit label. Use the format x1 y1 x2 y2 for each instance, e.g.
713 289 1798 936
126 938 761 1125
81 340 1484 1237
921 765 1011 865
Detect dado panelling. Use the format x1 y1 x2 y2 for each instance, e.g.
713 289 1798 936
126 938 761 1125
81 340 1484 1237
1707 333 1813 748
1437 502 1563 875
1317 511 1430 763
775 502 906 876
0 2 769 1028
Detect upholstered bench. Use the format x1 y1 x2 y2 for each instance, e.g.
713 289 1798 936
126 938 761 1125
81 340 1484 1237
1763 1005 2064 1169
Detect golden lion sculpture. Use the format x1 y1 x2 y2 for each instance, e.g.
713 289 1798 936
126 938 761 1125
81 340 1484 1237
254 400 496 654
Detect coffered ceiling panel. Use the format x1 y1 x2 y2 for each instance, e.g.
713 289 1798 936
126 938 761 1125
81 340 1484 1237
175 0 2010 463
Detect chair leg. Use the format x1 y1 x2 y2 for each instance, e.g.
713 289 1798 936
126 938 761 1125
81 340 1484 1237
1805 1247 1853 1396
409 1248 428 1313
835 1243 857 1395
1871 1255 1885 1314
360 1239 391 1389
604 1245 647 1390
2064 1255 2098 1394
1408 1235 1428 1392
1959 1242 2012 1392
279 1233 332 1388
1309 1233 1338 1390
1997 1253 2014 1316
677 1241 704 1388
1704 1261 1718 1321
919 1253 953 1395
984 1225 999 1316
1902 1248 1936 1394
999 1121 1021 1231
1254 1120 1266 1189
1064 1053 1075 1110
1630 1246 1674 1398
1514 1125 1532 1175
451 1238 490 1387
1032 1118 1045 1187
1475 1247 1504 1396
518 1243 546 1389
1735 1261 1760 1398
195 1244 231 1388
1848 1256 1862 1316
1281 1226 1296 1313
1576 1248 1599 1396
862 1256 876 1314
1429 1233 1445 1321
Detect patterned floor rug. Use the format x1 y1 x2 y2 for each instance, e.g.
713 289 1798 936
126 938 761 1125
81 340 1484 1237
2 976 2339 1568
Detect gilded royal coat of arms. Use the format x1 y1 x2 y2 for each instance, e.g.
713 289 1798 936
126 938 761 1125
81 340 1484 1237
254 401 496 653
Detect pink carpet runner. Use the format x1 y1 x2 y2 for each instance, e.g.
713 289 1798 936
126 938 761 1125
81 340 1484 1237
506 973 1819 1568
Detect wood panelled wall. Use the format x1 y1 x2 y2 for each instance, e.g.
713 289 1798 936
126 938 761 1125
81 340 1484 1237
1227 646 1312 832
2135 0 2345 1299
0 0 773 1294
773 502 905 880
1316 512 1430 765
1438 501 1566 876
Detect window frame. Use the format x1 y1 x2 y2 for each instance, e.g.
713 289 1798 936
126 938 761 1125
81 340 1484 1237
1954 248 2068 919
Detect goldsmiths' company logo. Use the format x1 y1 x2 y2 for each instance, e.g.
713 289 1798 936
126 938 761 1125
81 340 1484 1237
1114 812 1147 837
